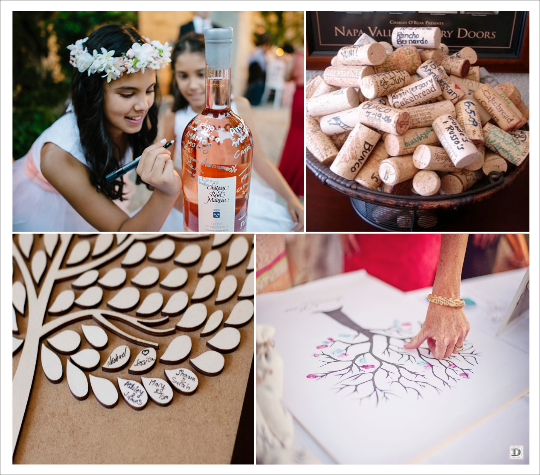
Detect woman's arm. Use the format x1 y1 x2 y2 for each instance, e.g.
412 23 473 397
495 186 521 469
41 141 181 232
235 97 304 231
162 108 184 212
404 234 471 359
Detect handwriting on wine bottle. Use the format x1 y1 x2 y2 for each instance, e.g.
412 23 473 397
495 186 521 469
203 183 231 205
230 123 250 147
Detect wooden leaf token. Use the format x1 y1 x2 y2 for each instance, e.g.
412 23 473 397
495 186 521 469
82 324 108 350
162 291 189 317
212 233 232 248
98 267 127 290
131 266 159 288
129 348 157 375
89 374 118 408
72 269 99 289
164 368 199 395
44 233 59 258
226 237 249 268
141 377 174 406
206 327 241 353
136 293 164 317
215 275 238 304
198 250 222 275
74 286 103 308
149 239 175 262
116 233 129 244
176 303 207 331
31 250 47 285
102 345 130 372
66 240 91 266
189 350 225 377
224 300 254 328
238 272 254 299
121 241 146 267
160 335 192 364
47 330 81 355
192 275 216 302
174 244 202 266
160 268 188 290
117 378 148 410
13 337 24 355
200 310 224 337
67 360 89 400
92 234 114 258
13 307 19 334
48 289 75 316
247 251 254 272
107 287 140 312
41 343 63 383
19 234 33 259
70 348 100 371
12 281 26 315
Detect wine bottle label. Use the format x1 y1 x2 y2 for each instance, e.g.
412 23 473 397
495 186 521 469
197 176 236 232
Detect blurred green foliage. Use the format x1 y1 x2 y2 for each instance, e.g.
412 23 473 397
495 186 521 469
259 11 304 48
13 11 137 159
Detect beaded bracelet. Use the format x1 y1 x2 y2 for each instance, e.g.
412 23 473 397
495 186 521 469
427 294 465 308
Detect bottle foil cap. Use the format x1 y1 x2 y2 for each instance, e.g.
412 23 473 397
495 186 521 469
204 27 233 70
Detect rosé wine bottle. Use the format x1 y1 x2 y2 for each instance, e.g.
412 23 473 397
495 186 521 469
181 27 253 232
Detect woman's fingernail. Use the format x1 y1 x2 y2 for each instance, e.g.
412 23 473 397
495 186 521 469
161 138 166 143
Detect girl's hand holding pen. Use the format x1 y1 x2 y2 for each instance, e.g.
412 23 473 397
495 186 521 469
137 138 181 197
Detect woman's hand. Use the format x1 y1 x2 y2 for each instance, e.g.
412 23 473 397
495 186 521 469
287 199 304 231
136 139 181 197
404 303 471 360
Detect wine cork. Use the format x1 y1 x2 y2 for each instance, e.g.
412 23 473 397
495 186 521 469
330 131 350 149
464 144 486 171
391 27 441 49
407 100 455 129
384 126 439 156
382 178 413 195
306 118 339 165
357 101 411 135
330 56 340 66
412 170 441 196
465 66 480 82
509 129 529 147
495 90 527 129
419 48 443 65
440 170 482 195
354 33 377 46
441 55 470 78
354 142 390 190
379 41 394 54
372 96 390 106
323 66 375 88
306 87 359 118
379 155 418 185
412 145 460 172
417 60 465 104
451 47 478 65
473 84 521 131
461 91 492 124
450 75 481 92
483 123 529 166
320 107 360 136
482 152 508 176
455 99 484 144
330 123 381 179
387 76 442 109
360 70 411 99
495 83 529 120
311 78 339 98
337 44 387 66
439 43 449 55
432 114 481 168
306 75 323 99
374 46 422 75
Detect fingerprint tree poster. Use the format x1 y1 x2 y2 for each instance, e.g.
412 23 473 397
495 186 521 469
257 270 529 464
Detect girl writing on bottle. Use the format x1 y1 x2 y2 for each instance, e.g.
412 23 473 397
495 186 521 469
13 24 182 232
163 33 304 232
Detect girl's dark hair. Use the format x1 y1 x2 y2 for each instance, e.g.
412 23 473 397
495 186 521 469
170 32 205 113
71 24 159 201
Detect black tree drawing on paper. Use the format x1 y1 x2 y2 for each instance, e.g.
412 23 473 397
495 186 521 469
306 308 480 405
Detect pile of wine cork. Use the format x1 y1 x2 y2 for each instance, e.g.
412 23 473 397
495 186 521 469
306 27 530 197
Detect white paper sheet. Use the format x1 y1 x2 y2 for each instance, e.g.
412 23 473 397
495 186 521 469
257 270 530 464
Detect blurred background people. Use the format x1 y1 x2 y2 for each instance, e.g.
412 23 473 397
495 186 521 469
245 32 272 106
178 11 219 38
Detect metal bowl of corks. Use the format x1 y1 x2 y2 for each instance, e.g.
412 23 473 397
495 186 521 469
306 33 530 231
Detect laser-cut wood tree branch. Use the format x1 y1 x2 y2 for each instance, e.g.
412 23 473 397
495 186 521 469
12 233 254 457
306 308 480 405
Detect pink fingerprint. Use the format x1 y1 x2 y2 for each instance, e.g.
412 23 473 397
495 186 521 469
402 322 411 326
424 364 432 369
313 354 320 357
460 373 470 379
448 364 457 368
306 374 318 379
338 353 349 358
328 338 334 341
361 365 375 369
316 345 328 349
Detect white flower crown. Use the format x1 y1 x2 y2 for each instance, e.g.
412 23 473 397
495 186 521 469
67 37 172 82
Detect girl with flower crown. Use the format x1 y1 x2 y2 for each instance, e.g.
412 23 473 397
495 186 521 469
13 24 182 232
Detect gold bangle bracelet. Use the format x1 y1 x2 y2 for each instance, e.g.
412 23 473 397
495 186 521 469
427 294 465 308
